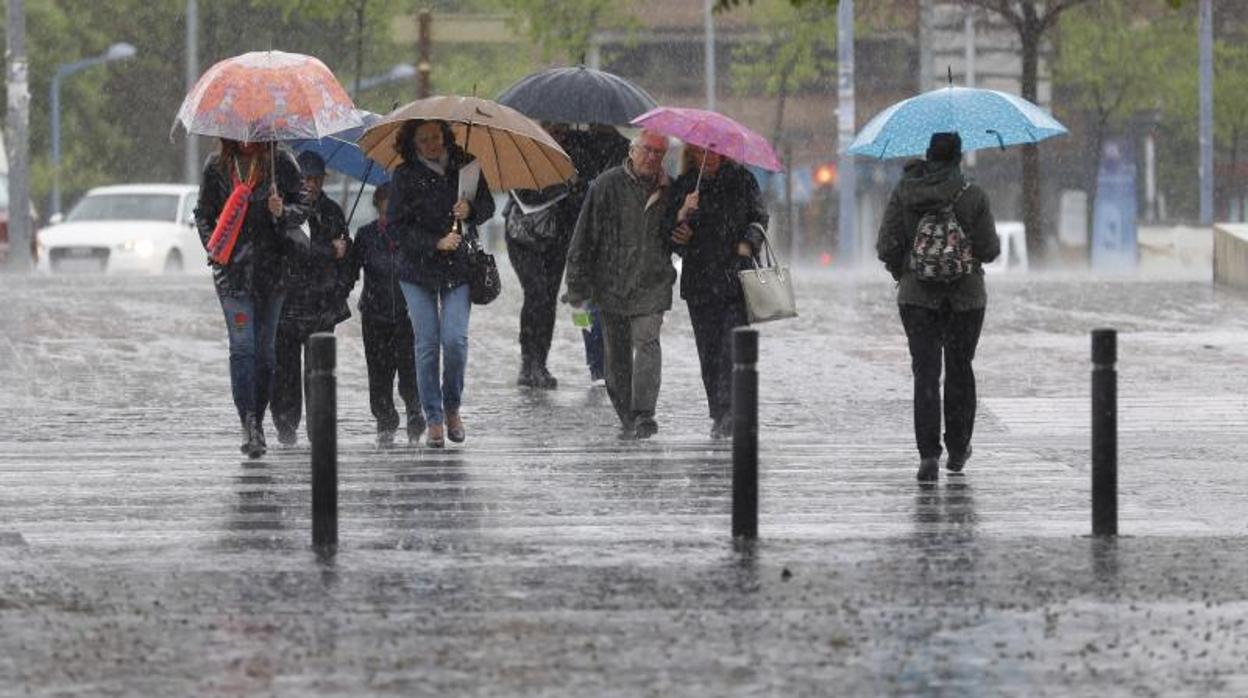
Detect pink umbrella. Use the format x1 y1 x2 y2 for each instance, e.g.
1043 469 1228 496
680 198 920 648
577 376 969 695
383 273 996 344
630 106 783 187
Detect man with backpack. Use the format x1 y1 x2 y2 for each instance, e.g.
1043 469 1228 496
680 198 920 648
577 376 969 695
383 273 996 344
876 132 1000 482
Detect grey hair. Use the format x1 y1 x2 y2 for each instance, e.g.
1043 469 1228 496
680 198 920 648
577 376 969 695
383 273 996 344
630 129 665 149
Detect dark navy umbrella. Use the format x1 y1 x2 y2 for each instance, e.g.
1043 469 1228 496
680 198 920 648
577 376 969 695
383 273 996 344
291 111 389 185
496 66 657 126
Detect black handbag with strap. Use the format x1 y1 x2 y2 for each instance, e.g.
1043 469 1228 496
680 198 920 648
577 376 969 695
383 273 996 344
463 223 501 305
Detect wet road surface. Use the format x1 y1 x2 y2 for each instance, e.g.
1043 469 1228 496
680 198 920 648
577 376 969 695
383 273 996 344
2 269 1247 696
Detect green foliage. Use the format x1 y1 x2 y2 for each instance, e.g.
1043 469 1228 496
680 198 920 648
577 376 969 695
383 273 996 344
729 0 837 102
716 0 837 10
492 0 635 63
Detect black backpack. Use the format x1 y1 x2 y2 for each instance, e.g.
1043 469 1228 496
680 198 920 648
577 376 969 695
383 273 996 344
908 183 973 283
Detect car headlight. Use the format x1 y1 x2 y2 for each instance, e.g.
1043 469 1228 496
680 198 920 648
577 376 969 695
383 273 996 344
117 239 156 257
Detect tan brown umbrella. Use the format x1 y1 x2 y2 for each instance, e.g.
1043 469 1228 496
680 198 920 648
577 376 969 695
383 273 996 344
357 95 575 191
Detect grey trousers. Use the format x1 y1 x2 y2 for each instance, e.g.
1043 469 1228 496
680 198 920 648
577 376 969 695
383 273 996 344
600 311 664 427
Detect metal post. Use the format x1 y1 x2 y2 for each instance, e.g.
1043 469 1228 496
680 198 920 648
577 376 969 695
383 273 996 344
836 0 857 267
732 328 759 540
917 0 933 92
308 333 338 549
49 69 63 217
6 0 32 272
1198 0 1214 225
1091 329 1117 537
417 9 431 98
704 0 716 111
183 0 199 184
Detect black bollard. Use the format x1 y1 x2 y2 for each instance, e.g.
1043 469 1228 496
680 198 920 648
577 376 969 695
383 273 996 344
307 333 338 549
1091 328 1117 537
732 328 759 540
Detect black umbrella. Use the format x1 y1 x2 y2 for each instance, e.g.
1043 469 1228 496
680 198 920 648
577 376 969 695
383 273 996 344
496 66 658 126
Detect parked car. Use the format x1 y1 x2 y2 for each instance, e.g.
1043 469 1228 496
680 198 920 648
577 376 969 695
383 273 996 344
36 184 206 274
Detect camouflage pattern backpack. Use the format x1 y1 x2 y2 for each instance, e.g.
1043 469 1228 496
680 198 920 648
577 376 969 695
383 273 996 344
908 183 973 283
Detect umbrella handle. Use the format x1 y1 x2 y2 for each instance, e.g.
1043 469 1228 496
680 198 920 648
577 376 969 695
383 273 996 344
695 149 707 190
346 159 376 227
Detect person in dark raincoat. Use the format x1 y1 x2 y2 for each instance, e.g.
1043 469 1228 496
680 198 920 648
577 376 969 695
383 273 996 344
876 132 1000 482
194 139 310 458
390 119 495 448
344 182 424 446
668 144 768 439
563 129 677 440
270 151 354 446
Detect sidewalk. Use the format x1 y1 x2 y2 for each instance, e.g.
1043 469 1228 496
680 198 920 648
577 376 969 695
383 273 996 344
1 270 1247 696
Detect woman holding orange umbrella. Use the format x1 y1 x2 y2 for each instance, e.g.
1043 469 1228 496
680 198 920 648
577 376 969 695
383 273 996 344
176 51 361 458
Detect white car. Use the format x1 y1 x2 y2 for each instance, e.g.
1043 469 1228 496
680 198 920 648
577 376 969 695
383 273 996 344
36 184 206 274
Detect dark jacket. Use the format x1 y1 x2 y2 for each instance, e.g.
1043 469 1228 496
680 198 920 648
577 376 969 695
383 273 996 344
876 159 1000 311
194 150 310 295
280 193 353 332
389 145 495 290
346 218 407 324
564 161 677 316
668 162 769 306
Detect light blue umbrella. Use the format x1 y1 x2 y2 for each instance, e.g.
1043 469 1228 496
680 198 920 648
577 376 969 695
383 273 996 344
848 86 1068 160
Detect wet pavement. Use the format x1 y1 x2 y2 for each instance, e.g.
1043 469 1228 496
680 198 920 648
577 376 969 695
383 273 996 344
2 268 1248 696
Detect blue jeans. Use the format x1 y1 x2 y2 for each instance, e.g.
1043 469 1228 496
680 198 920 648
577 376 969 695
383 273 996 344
400 281 471 426
217 289 286 421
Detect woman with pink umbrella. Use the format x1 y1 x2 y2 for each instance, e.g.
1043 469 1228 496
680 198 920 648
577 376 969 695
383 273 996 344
632 107 780 439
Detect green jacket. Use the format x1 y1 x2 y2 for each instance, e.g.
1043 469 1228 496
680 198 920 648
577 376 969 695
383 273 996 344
876 159 1000 311
564 162 677 316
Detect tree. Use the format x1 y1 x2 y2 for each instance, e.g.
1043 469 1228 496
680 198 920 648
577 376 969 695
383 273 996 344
962 0 1092 264
494 0 635 63
1052 1 1168 238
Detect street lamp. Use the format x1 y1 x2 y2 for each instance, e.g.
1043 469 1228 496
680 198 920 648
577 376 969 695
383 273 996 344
354 63 417 93
50 42 137 217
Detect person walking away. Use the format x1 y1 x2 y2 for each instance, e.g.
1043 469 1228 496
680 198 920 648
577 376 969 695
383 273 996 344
390 120 495 448
564 129 677 440
668 144 768 439
345 183 423 446
195 139 310 458
271 151 354 446
876 132 999 482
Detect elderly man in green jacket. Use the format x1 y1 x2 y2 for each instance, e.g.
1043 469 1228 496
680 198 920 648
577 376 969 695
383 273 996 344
876 132 1000 482
564 130 677 440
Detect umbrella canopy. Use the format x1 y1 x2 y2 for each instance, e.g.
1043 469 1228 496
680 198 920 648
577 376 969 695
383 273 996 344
496 66 658 126
358 95 575 192
291 111 389 185
631 107 783 172
849 85 1068 160
173 50 361 142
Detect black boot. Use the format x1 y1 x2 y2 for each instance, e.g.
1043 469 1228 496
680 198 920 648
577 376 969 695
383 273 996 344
239 415 253 455
516 356 536 387
530 364 558 390
243 412 266 459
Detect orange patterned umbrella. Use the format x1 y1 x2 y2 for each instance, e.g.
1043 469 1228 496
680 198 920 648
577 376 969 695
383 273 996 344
173 50 361 142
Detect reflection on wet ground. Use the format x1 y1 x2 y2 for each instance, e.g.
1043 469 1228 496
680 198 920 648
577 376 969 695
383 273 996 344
4 274 1248 694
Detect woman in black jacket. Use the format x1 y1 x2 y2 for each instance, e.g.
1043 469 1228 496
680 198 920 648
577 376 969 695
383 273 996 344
390 119 494 448
346 183 423 446
668 145 768 439
194 139 310 458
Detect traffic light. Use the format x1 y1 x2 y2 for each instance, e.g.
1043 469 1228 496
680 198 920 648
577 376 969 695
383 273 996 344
814 162 837 187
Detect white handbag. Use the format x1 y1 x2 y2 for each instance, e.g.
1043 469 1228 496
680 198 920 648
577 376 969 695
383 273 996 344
737 225 797 324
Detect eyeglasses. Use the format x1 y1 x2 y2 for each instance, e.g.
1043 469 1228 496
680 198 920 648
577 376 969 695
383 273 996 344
634 144 667 159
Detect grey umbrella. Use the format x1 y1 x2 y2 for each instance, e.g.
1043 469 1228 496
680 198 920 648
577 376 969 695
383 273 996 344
496 66 658 126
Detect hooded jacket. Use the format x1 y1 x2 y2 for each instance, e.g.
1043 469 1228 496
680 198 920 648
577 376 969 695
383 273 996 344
194 149 310 296
876 159 1000 311
388 144 495 291
667 162 768 306
564 161 677 316
280 193 352 332
346 218 407 324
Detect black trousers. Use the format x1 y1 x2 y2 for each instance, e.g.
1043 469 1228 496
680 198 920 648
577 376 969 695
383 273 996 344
271 320 325 437
899 303 986 459
688 298 749 422
506 236 567 368
362 315 419 433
